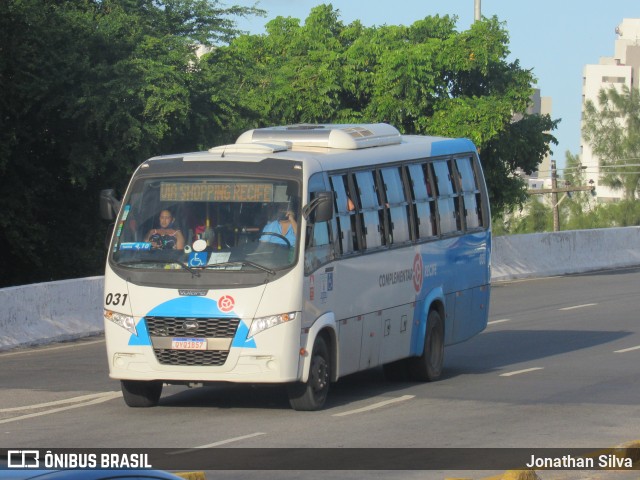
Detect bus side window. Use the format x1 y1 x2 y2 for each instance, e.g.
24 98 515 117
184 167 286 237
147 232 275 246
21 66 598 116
354 171 383 250
380 166 410 245
305 173 334 274
406 163 437 240
455 156 482 229
448 159 465 231
432 159 460 235
329 174 357 255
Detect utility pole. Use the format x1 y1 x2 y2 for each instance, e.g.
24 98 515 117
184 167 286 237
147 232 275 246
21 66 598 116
474 0 481 22
551 160 559 232
528 160 595 232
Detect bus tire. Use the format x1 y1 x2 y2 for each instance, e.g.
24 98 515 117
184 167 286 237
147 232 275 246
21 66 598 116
287 336 330 411
120 380 163 407
409 309 444 382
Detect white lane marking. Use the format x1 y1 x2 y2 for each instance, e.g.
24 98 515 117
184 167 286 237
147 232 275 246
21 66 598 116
488 319 510 325
0 339 105 357
500 367 544 377
0 391 120 413
332 394 415 417
495 275 563 285
614 345 640 353
168 433 267 454
0 391 121 425
559 303 597 311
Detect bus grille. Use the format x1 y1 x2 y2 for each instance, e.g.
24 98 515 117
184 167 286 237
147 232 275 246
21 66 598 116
145 316 240 338
145 316 239 366
153 349 230 366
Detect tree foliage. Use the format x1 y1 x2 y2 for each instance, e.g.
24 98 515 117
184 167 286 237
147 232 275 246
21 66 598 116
499 195 640 235
0 0 261 287
583 85 640 200
496 150 640 235
215 5 558 215
1 2 558 286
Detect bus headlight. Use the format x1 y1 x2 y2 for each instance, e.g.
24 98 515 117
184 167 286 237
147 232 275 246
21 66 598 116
248 312 297 338
104 309 137 336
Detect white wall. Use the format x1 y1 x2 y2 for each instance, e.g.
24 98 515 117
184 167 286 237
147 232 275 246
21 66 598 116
2 227 640 351
491 227 640 281
0 276 104 351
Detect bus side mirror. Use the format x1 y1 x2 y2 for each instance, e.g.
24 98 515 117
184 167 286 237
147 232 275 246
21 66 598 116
303 191 334 223
100 189 121 220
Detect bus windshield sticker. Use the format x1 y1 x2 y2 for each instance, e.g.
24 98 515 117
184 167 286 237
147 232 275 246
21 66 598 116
187 251 209 267
119 242 152 251
208 252 232 265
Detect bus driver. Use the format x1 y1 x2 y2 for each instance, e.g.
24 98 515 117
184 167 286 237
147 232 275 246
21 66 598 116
260 205 297 247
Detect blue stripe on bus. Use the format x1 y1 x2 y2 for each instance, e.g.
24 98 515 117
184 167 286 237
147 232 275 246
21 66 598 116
129 318 151 346
127 296 256 348
410 284 444 356
430 138 477 157
408 229 489 354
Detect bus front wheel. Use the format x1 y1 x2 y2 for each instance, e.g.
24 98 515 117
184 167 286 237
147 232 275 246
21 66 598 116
409 309 444 382
120 380 163 407
287 336 330 411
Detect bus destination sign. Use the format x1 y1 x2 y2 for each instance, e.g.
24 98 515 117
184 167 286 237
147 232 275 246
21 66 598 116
160 182 274 202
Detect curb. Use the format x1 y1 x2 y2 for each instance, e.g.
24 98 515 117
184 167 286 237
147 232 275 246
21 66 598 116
175 472 207 480
446 471 540 480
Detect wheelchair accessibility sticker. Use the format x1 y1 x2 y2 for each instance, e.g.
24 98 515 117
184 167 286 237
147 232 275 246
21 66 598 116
188 251 209 267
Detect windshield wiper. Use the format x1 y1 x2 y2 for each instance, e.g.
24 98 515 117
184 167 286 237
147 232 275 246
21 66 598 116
119 260 201 277
203 261 276 275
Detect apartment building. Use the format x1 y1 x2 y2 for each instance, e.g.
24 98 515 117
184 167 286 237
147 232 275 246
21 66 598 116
582 18 640 202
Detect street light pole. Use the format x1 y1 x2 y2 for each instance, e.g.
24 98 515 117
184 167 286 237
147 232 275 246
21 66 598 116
474 0 481 22
551 160 560 232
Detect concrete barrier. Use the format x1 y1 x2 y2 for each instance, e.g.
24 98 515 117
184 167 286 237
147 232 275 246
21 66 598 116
491 227 640 281
0 276 104 351
2 227 640 351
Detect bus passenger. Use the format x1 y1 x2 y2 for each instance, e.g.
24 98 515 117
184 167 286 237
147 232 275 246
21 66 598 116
145 209 185 250
347 196 355 212
260 206 297 247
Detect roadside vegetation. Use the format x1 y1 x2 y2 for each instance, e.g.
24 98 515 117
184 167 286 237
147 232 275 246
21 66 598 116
6 0 630 287
497 84 640 234
494 196 640 235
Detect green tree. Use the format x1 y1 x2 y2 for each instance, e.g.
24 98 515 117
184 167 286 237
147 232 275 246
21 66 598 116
481 113 558 216
512 199 553 234
0 0 261 287
605 199 640 226
499 150 640 233
0 2 559 286
561 151 597 229
218 5 558 216
582 85 640 200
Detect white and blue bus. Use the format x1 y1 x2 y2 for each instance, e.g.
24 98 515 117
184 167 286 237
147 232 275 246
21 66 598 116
100 123 491 411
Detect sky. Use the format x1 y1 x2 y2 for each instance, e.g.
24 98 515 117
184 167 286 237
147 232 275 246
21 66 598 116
232 0 640 169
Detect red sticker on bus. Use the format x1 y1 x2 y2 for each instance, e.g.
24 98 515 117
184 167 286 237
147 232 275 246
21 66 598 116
413 254 423 293
218 295 235 312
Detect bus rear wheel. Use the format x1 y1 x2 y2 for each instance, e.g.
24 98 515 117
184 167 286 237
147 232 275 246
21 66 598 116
409 309 444 382
287 336 330 411
121 380 163 407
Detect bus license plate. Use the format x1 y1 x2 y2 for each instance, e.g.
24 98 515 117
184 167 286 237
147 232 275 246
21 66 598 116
171 337 207 350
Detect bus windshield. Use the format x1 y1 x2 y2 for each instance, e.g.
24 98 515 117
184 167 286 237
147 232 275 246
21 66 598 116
111 175 301 273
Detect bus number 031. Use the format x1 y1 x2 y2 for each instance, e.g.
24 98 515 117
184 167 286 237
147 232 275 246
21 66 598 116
105 293 128 306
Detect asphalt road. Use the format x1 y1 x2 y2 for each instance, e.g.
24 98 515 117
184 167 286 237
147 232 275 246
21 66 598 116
1 268 639 479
